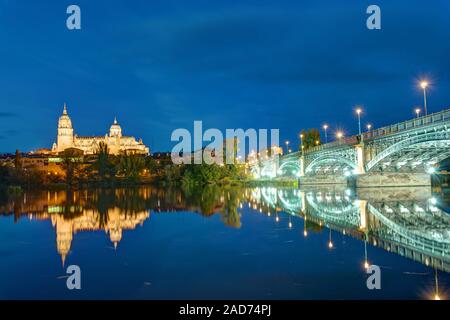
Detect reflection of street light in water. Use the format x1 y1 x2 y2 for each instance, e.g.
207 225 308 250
275 213 279 223
328 229 333 249
303 216 308 237
364 239 369 269
434 268 441 300
288 216 292 229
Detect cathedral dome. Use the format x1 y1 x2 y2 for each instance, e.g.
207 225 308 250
109 117 122 137
58 104 73 129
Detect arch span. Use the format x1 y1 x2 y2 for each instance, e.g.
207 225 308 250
278 160 301 176
304 156 357 175
366 131 450 172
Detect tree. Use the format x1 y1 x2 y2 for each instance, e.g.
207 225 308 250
61 148 83 185
14 150 22 170
145 156 161 176
117 154 145 180
300 129 321 151
93 142 115 180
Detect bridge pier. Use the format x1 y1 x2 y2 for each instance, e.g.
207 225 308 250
355 144 365 174
299 174 347 185
352 172 431 188
299 172 431 187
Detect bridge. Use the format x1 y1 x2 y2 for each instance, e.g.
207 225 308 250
249 109 450 187
249 186 450 272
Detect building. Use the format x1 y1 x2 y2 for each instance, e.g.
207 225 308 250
51 104 149 155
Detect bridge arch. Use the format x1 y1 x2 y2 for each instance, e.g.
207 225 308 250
260 161 277 178
277 189 302 212
304 156 357 175
366 130 450 172
278 160 301 176
367 203 450 256
305 192 361 228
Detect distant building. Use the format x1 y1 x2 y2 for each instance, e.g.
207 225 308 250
51 104 149 155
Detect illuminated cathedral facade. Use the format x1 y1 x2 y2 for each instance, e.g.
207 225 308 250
51 104 149 155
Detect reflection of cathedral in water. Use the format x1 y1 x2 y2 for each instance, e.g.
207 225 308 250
0 187 239 264
50 208 149 265
1 190 151 265
1 186 449 273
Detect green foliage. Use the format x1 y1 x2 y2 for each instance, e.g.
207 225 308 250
116 154 145 181
14 150 22 170
300 128 321 151
92 142 116 180
0 164 49 188
181 162 247 185
61 149 84 185
2 147 249 188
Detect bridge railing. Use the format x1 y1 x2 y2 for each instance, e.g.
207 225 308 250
303 108 450 154
304 136 359 154
282 151 301 158
362 108 450 140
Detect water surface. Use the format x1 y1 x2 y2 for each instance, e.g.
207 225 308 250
0 185 449 299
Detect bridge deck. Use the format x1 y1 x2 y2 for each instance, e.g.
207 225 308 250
304 109 450 154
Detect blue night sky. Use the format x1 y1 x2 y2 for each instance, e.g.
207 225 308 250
0 0 449 152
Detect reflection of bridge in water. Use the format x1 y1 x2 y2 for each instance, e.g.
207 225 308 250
252 186 450 272
1 186 449 273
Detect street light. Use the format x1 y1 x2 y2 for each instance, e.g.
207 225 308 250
336 131 344 142
323 124 328 143
420 81 428 115
366 124 372 131
285 140 290 154
299 133 304 151
355 107 362 135
415 107 421 118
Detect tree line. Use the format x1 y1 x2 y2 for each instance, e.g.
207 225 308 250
0 142 248 189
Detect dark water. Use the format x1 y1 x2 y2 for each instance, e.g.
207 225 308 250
0 185 449 300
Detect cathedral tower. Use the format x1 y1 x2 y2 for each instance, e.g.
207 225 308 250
109 117 122 138
57 103 74 152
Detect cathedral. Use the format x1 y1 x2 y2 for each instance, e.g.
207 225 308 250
51 104 149 155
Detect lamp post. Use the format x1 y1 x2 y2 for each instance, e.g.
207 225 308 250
420 81 428 115
299 133 304 152
323 124 328 143
356 107 362 135
336 131 344 143
285 140 289 154
366 124 372 138
415 107 421 118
